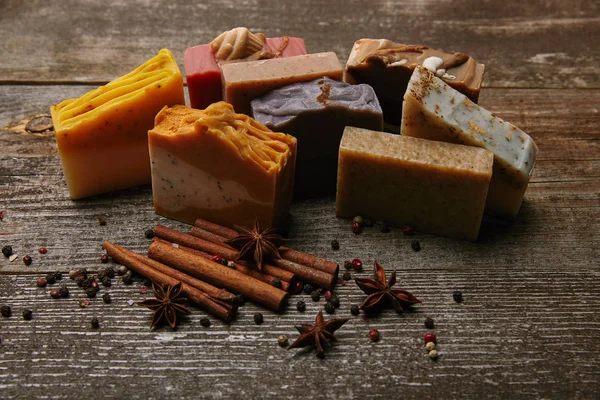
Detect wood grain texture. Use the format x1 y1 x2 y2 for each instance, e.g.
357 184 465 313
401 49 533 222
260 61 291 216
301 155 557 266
0 0 598 88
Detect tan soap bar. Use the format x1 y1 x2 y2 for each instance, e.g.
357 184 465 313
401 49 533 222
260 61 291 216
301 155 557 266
336 127 493 241
401 66 538 219
148 102 297 229
221 52 343 115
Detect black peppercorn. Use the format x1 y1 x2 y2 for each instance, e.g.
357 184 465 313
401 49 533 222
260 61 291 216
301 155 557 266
303 284 314 295
236 294 246 306
53 271 63 281
331 240 340 250
90 318 100 329
45 273 56 285
144 229 155 239
22 309 33 320
344 260 352 270
1 305 12 317
411 240 421 252
271 277 282 288
364 218 373 228
2 245 13 258
200 317 211 327
253 313 264 324
330 295 340 308
104 267 115 279
22 255 32 266
59 284 69 298
122 272 133 285
324 302 335 314
453 290 463 303
102 293 111 304
310 290 321 302
85 288 97 298
350 305 360 316
97 217 106 226
296 300 306 312
424 317 435 330
380 224 390 233
101 276 111 287
342 271 351 281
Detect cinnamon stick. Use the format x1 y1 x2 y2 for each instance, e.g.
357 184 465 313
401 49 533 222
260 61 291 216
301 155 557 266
192 219 339 276
102 241 237 322
148 239 288 311
153 238 292 292
157 224 334 289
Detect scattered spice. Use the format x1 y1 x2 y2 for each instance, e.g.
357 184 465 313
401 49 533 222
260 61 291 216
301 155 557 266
329 295 340 308
351 222 361 234
352 216 364 226
380 224 390 233
364 218 373 228
253 312 264 324
212 255 223 264
453 290 463 303
271 277 282 288
36 277 47 287
53 271 63 281
90 280 99 291
102 293 111 304
224 221 285 269
97 217 107 226
296 300 306 312
22 255 32 266
428 350 439 360
1 305 11 317
116 265 128 275
100 254 109 263
144 229 155 239
411 240 421 252
0 210 3 221
58 285 69 298
324 302 335 314
324 290 333 301
138 282 191 329
424 317 435 329
38 247 48 254
85 288 97 298
287 311 349 359
277 335 289 347
331 240 339 250
22 309 33 320
8 254 18 262
79 299 90 308
424 333 437 344
49 289 61 299
343 260 352 270
402 225 415 236
303 284 314 295
122 272 133 285
139 287 147 295
342 271 351 281
355 261 420 314
103 267 115 279
350 305 360 316
45 273 56 285
292 281 304 294
90 318 100 329
2 245 13 258
369 328 380 342
351 258 363 271
236 294 246 306
425 341 436 351
200 317 211 327
310 290 321 302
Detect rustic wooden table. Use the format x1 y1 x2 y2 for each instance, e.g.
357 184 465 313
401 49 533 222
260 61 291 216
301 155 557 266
1 0 599 398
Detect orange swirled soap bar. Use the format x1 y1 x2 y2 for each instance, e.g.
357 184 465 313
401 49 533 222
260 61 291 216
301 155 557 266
50 49 185 199
148 102 297 229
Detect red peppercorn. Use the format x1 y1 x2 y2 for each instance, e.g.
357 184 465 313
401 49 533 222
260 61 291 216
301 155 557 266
0 210 3 221
49 289 61 299
100 254 109 263
292 281 304 294
351 258 363 271
36 277 47 287
402 225 415 236
369 328 380 342
324 290 332 301
424 333 437 344
38 247 48 254
351 222 361 234
212 255 223 263
22 255 32 266
90 280 99 290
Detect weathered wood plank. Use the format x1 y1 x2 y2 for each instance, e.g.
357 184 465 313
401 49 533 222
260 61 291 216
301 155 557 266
0 0 598 88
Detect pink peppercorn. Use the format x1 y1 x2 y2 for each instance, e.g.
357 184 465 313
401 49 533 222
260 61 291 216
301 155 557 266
38 247 48 254
424 333 437 344
351 222 361 234
100 254 109 263
351 258 363 271
212 255 222 263
369 328 380 342
36 277 47 287
292 281 304 294
402 225 415 236
324 290 333 301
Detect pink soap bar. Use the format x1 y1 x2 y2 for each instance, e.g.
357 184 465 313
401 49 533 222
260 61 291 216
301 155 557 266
184 37 308 110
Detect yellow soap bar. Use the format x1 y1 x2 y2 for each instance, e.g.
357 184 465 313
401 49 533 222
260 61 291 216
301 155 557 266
148 102 297 229
336 127 493 241
50 49 185 199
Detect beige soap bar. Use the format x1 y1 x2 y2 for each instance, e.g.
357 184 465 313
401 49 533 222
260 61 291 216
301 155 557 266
148 102 296 229
221 52 343 115
336 127 493 241
402 66 538 219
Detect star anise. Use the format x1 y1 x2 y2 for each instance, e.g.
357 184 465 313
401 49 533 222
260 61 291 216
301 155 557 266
288 311 349 358
355 261 420 314
138 282 190 329
224 220 285 269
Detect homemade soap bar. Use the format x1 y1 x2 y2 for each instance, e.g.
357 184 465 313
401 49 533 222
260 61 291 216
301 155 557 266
251 77 383 198
148 102 297 229
344 39 484 126
184 28 307 110
50 49 184 199
401 66 538 219
336 127 493 241
222 52 343 115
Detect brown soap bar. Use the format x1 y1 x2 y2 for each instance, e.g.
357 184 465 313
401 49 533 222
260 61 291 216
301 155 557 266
221 52 343 115
336 127 493 241
344 39 485 126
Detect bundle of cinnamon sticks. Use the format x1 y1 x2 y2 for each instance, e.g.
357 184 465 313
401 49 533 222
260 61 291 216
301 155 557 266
102 218 339 322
